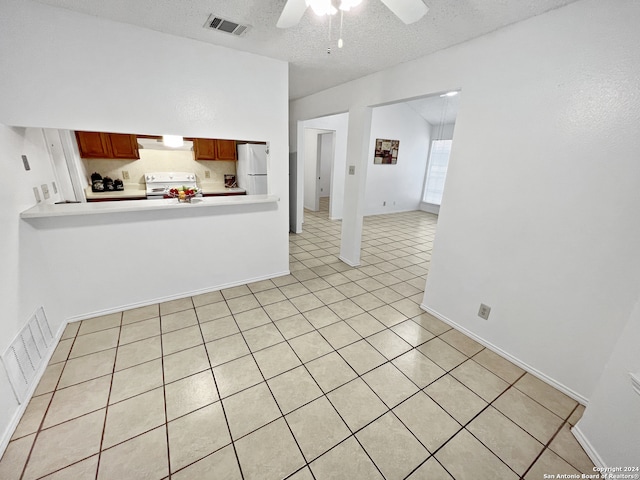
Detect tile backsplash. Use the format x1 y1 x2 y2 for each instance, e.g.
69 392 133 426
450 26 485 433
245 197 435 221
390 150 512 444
82 149 236 186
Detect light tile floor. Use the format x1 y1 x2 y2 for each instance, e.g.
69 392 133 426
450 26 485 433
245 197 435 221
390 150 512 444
0 198 595 479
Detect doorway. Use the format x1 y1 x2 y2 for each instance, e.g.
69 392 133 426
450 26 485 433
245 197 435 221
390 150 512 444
317 131 335 217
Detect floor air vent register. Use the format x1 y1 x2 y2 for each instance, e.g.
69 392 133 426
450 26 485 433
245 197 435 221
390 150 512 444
1 307 54 404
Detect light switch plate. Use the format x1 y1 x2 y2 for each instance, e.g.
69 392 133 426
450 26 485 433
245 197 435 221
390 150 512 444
41 184 50 200
22 155 31 171
52 182 58 194
348 165 355 175
33 187 41 203
205 170 211 179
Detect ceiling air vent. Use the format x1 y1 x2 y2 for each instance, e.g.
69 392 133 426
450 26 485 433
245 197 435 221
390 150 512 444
204 14 250 37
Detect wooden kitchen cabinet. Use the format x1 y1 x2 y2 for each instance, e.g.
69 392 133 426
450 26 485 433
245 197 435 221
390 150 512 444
109 133 140 159
215 140 237 160
75 131 140 159
193 138 217 160
193 138 237 161
75 132 111 159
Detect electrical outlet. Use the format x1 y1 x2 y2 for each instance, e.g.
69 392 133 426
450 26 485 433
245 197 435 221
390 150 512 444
348 165 355 175
205 170 211 179
41 184 50 200
122 170 130 180
478 303 491 320
33 187 41 203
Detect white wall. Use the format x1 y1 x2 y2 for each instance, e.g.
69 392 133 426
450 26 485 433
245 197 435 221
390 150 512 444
574 290 640 467
0 125 64 452
0 0 289 451
290 0 640 465
365 103 431 215
430 122 456 142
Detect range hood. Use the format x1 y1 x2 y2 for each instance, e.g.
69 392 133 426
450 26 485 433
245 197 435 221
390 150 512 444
137 137 194 151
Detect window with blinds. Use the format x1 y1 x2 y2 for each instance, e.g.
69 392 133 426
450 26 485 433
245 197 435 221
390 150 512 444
423 139 452 205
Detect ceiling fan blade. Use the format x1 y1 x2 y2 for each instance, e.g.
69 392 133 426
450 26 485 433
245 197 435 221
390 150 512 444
379 0 429 24
277 0 308 28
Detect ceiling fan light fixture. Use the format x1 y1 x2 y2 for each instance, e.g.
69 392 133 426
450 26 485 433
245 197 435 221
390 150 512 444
339 0 362 11
306 0 337 16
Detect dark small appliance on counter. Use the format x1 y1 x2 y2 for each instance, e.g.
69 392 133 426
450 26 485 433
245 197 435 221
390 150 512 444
103 176 114 191
91 172 104 192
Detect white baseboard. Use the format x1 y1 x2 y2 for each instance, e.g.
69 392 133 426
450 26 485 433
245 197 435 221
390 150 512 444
66 270 291 324
419 202 440 215
571 424 606 469
338 256 360 267
420 304 589 406
0 321 66 458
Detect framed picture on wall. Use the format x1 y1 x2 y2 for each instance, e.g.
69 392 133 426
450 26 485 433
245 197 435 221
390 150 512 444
374 139 400 164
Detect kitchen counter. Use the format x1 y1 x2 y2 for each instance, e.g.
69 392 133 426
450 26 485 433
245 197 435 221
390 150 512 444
21 194 279 219
199 184 246 196
85 185 147 201
85 184 246 201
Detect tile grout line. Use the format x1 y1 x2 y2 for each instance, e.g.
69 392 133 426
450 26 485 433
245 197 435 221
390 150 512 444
190 296 246 480
157 304 176 480
519 402 583 479
91 311 125 480
227 295 318 480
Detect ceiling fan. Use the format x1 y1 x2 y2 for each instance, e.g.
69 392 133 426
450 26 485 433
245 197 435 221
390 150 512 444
277 0 429 28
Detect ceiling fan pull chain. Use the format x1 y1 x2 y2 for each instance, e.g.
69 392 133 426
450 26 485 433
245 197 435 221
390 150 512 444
327 10 333 54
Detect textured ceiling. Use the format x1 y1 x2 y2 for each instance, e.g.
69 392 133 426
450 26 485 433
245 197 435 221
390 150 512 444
34 0 578 99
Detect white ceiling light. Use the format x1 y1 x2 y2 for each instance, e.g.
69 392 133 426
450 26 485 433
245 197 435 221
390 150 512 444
162 135 184 148
306 0 337 16
440 91 459 97
339 0 363 12
278 0 428 28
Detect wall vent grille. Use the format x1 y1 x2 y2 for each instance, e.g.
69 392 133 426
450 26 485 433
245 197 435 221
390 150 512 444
1 307 54 404
203 14 251 36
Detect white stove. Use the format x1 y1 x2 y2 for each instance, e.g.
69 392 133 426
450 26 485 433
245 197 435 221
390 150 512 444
144 172 199 199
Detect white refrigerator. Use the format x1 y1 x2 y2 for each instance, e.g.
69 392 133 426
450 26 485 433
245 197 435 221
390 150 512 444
236 143 268 195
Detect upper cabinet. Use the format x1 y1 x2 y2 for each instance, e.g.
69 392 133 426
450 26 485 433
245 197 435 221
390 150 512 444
193 138 237 161
215 140 237 161
76 131 238 161
192 138 216 160
75 131 140 159
109 133 140 159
